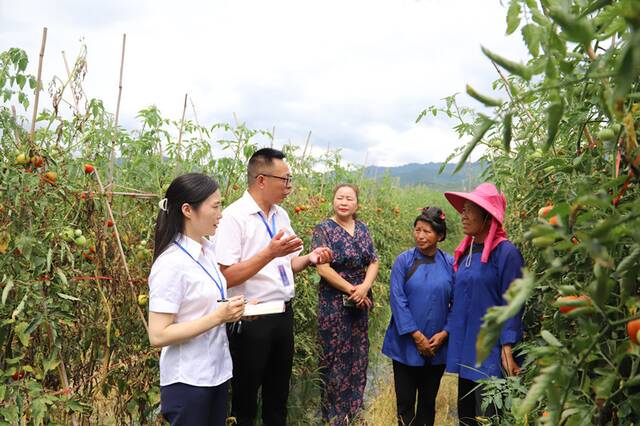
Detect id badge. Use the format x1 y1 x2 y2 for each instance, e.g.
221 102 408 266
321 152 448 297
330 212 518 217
278 264 291 287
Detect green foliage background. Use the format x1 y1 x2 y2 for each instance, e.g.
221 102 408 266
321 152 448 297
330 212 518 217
0 45 462 424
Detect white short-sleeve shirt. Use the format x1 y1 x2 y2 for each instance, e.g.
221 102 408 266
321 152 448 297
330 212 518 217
214 191 299 303
148 233 232 387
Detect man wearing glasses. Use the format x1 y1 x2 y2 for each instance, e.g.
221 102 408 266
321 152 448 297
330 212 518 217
215 148 332 425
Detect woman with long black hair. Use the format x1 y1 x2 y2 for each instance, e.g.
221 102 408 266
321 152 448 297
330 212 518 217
147 173 245 425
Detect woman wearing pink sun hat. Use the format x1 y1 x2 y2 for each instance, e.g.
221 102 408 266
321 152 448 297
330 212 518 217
444 183 524 425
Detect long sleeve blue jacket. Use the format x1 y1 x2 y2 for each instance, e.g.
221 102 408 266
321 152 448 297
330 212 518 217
446 240 524 382
382 247 454 366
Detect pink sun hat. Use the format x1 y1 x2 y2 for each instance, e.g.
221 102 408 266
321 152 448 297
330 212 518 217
444 182 506 225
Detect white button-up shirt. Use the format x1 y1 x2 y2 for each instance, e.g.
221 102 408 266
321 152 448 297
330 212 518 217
148 233 232 387
214 191 299 303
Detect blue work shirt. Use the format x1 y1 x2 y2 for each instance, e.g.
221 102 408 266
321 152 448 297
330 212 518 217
382 247 454 366
446 240 524 382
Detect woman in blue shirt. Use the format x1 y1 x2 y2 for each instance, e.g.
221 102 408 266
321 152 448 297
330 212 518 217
444 183 524 425
382 207 453 426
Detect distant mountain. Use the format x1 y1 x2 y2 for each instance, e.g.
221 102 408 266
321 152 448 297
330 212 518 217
363 162 484 191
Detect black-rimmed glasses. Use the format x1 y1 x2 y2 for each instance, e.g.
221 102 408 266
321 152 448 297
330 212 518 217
257 174 293 186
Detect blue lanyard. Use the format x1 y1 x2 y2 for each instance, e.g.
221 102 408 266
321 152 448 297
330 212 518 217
258 212 277 239
174 240 225 299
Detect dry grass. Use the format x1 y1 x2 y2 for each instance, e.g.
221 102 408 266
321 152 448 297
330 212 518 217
359 373 458 425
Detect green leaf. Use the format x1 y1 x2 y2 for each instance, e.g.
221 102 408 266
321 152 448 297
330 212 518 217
614 30 640 102
31 398 47 426
593 371 617 399
543 98 564 152
481 46 532 80
11 294 27 320
466 84 504 107
57 292 81 302
616 246 640 277
15 74 25 89
42 352 61 374
540 330 563 348
521 24 542 57
517 364 559 416
476 270 535 364
0 405 18 424
454 115 495 174
503 112 513 152
14 321 30 347
507 0 522 35
55 267 68 286
1 278 13 306
548 6 595 45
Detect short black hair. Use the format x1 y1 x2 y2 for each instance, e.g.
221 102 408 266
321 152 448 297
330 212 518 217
414 206 447 241
247 148 286 183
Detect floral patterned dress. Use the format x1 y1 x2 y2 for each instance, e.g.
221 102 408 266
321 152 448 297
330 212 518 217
311 219 378 425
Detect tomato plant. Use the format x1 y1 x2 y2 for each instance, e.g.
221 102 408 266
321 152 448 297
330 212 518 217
421 0 640 423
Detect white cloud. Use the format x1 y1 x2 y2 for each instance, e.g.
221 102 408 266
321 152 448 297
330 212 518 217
1 0 529 166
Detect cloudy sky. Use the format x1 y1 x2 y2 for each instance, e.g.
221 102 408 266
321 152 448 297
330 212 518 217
1 0 528 167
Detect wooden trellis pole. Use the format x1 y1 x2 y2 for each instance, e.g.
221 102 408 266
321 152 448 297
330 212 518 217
29 27 47 145
108 34 126 189
91 167 149 332
175 93 188 173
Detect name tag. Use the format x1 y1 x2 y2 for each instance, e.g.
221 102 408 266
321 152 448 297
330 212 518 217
278 264 291 287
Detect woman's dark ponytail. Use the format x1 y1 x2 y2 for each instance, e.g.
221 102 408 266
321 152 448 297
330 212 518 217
153 173 219 262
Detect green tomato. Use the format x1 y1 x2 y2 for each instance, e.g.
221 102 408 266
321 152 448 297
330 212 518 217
74 229 83 237
74 235 87 247
15 153 29 165
61 228 75 242
597 128 615 142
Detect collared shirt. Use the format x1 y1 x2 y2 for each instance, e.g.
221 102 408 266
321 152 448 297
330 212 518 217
382 247 454 366
148 233 232 387
214 191 299 302
446 240 524 382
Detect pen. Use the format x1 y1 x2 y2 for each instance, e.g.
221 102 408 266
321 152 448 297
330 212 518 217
217 299 248 304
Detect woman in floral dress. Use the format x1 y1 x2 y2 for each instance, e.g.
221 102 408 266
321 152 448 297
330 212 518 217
311 184 379 425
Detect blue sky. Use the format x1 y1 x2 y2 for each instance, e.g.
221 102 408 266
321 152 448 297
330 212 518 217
1 0 528 166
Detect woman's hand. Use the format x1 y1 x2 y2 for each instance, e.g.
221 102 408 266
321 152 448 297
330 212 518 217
348 284 369 305
412 331 434 358
501 344 521 376
216 296 245 324
356 297 372 310
427 330 448 353
309 247 333 265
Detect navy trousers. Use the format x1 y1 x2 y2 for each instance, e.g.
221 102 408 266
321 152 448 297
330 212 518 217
160 381 228 426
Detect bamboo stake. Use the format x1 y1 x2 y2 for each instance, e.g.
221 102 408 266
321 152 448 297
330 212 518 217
189 97 206 142
301 131 311 160
106 191 158 198
30 27 48 145
271 126 275 148
175 93 188 173
108 34 126 189
319 142 330 195
92 167 149 331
